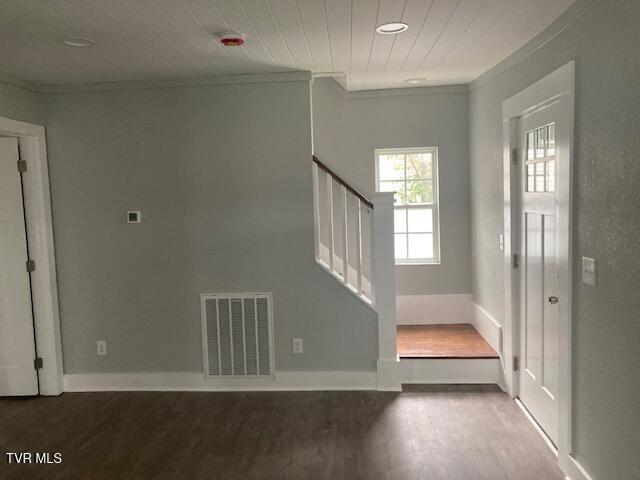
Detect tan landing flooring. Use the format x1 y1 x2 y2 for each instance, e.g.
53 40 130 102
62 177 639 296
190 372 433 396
397 324 499 359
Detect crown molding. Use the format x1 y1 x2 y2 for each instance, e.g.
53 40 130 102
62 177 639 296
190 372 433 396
39 71 312 94
469 0 599 91
1 70 312 95
323 77 468 100
0 70 41 93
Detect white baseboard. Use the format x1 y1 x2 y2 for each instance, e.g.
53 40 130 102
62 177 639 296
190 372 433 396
399 358 500 384
472 302 503 355
396 294 472 325
562 455 594 480
64 370 378 392
516 398 558 457
376 359 402 391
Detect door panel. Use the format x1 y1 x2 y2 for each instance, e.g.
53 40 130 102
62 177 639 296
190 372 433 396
518 103 560 445
542 214 559 400
524 212 542 381
0 137 39 396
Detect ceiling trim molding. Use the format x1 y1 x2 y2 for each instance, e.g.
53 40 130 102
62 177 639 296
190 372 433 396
0 70 41 93
38 71 312 94
469 0 599 91
324 77 467 100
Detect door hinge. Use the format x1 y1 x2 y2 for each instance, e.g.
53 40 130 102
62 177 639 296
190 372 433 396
26 259 36 272
17 160 27 172
512 253 519 269
34 357 43 370
511 147 518 164
513 356 519 372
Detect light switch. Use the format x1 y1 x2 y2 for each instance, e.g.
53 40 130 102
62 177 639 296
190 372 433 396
499 234 504 252
581 256 596 287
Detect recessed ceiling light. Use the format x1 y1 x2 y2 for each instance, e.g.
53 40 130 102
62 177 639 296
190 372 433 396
405 78 427 85
62 37 94 47
375 22 408 35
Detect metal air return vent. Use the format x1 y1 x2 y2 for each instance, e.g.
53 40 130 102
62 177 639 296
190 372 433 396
201 293 274 377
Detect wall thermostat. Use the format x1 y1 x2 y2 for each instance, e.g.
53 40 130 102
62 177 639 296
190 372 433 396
127 211 141 224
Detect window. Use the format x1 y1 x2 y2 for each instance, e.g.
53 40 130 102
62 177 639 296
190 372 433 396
526 123 555 193
375 147 440 264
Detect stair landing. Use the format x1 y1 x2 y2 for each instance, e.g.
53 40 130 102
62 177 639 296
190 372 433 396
397 324 499 359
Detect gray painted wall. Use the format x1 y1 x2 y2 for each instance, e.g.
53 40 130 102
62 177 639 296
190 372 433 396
313 79 471 295
44 80 378 374
469 0 640 478
0 80 42 124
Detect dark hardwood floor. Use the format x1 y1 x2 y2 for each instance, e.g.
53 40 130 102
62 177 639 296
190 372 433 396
397 324 499 359
0 385 563 480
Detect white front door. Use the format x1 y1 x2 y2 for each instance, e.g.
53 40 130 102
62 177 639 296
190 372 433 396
518 102 561 445
0 137 39 396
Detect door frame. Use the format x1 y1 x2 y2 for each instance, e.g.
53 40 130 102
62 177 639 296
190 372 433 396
501 61 575 473
0 115 63 395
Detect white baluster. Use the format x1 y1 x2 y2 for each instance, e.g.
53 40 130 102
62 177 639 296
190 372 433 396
327 174 335 272
356 199 363 296
312 163 321 262
342 186 349 285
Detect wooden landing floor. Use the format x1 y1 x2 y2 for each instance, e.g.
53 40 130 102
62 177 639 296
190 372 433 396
0 386 563 480
397 324 499 359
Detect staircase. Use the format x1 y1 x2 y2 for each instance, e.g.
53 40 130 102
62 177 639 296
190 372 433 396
312 155 398 389
311 155 500 389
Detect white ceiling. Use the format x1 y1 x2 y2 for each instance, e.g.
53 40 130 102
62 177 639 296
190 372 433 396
0 0 575 91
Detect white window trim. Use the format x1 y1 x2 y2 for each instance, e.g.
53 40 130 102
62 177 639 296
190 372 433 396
374 147 441 266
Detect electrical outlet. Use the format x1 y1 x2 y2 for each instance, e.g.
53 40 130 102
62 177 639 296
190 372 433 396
292 338 303 354
97 340 107 356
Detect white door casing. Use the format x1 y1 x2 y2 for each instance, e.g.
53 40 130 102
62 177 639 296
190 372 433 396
0 115 63 396
518 104 561 445
502 61 574 475
0 137 39 396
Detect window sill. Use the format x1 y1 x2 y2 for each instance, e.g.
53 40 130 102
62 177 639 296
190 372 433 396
395 260 441 266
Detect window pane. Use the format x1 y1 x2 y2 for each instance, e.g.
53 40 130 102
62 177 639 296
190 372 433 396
379 181 405 205
406 153 432 179
546 160 555 192
405 180 432 204
527 164 535 192
378 154 405 181
546 124 555 156
394 208 407 233
407 208 432 233
527 131 535 160
408 233 433 259
536 127 546 158
535 162 545 192
395 233 408 259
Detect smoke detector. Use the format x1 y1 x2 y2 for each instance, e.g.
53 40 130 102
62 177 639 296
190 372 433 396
218 33 245 47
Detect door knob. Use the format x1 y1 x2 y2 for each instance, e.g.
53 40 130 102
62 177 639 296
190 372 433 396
548 296 559 304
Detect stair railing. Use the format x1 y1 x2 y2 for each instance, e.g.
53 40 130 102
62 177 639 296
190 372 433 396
312 155 395 312
312 155 397 383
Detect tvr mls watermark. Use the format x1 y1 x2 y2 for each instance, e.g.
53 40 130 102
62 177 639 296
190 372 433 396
6 452 62 464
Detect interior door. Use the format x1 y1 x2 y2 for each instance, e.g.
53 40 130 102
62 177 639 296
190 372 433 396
518 102 561 445
0 137 39 396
